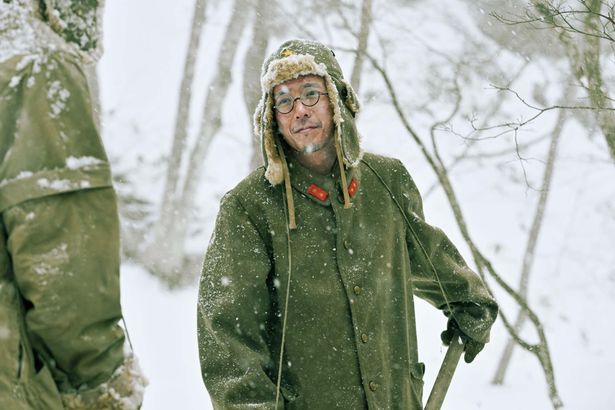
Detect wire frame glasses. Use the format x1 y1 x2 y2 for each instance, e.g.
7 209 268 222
274 89 328 114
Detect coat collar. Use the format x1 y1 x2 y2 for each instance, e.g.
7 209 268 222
286 154 360 207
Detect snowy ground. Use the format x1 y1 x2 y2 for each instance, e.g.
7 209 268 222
103 1 615 409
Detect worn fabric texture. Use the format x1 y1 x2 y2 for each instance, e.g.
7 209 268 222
0 3 145 408
198 153 498 409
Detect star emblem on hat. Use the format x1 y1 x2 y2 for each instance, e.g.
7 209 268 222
280 48 295 57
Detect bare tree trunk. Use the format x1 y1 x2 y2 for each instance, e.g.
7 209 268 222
141 0 208 278
492 85 573 385
349 0 372 93
159 0 208 230
243 0 273 171
166 0 249 275
580 0 615 160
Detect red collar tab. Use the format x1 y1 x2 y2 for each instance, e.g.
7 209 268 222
307 183 329 202
348 178 359 197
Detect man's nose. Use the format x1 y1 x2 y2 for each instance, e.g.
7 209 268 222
294 100 310 117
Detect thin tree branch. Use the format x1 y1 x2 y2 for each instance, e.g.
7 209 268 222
365 51 564 409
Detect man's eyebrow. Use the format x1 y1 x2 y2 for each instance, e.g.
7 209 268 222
301 82 322 89
274 82 322 98
274 89 290 98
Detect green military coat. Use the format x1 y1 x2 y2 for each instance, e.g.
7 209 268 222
198 153 497 409
0 20 127 410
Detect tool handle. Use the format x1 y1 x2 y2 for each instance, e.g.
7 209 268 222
425 332 465 410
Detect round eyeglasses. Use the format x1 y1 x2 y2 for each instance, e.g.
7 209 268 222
274 89 328 114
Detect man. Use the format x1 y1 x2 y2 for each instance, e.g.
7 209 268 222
198 39 498 409
0 1 145 408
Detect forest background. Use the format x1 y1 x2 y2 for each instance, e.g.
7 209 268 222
96 0 615 408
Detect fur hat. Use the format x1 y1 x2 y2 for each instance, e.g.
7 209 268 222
254 39 362 186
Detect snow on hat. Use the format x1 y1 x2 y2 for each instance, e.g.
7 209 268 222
254 39 362 185
253 39 362 227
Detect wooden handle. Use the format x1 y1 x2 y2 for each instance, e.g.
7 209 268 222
425 333 465 410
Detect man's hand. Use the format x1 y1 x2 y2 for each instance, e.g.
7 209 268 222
441 319 484 363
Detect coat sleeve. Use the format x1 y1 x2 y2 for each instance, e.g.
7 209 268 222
0 51 112 212
198 193 281 410
1 50 145 408
397 162 498 344
3 189 127 385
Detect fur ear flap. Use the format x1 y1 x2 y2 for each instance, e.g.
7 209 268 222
341 78 360 116
255 93 284 186
264 129 284 186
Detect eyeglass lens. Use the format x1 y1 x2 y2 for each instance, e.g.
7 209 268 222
275 89 325 114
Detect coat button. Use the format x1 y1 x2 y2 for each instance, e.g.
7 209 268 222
361 333 369 343
369 381 378 392
353 285 362 295
343 240 350 249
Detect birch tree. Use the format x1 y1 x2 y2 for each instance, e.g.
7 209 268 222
350 0 373 93
243 0 274 170
143 0 250 284
141 0 208 279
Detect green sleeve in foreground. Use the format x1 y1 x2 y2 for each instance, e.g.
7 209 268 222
3 187 125 390
0 50 112 212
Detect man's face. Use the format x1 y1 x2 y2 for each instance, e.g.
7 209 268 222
273 75 334 155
